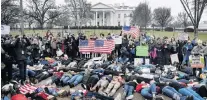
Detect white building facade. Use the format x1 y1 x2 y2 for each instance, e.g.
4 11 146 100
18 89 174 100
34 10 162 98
90 2 135 26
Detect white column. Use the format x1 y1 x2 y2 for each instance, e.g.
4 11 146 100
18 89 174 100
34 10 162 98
94 13 96 26
103 11 105 26
95 11 97 26
110 12 113 26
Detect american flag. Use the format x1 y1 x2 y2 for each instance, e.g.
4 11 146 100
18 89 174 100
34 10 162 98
19 84 37 94
122 26 140 38
94 40 114 54
79 40 95 53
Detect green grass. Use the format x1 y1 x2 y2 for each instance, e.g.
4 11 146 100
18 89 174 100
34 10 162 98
10 29 207 41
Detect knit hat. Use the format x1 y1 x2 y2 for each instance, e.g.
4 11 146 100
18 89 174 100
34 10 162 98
11 94 27 100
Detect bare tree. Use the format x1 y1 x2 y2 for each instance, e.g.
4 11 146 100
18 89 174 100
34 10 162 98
1 0 20 25
131 2 151 30
24 0 61 29
180 0 207 38
65 0 92 29
153 7 172 31
177 12 189 28
54 5 73 26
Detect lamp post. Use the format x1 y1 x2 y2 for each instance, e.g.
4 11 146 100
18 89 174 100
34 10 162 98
20 0 24 35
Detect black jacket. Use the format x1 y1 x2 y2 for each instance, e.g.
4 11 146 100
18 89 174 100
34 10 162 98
13 38 31 61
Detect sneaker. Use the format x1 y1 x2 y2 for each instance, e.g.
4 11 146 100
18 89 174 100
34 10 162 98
186 96 193 100
81 83 86 89
115 93 122 100
122 92 126 99
126 95 134 100
155 95 164 100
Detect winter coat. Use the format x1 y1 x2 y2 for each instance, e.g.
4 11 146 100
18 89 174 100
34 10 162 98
191 45 204 55
13 38 31 61
200 46 207 55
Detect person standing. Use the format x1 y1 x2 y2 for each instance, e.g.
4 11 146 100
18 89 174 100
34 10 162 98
1 36 15 84
12 35 31 84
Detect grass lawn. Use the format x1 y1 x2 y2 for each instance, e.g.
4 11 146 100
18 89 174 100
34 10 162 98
10 29 207 41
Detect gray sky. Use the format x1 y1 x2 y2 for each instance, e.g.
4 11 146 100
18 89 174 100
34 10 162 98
56 0 207 22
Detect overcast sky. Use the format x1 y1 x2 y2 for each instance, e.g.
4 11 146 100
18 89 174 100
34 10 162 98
56 0 207 22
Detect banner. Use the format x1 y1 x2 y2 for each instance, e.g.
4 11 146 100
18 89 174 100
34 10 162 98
189 55 204 68
170 53 179 64
112 36 122 44
134 58 150 66
1 25 10 35
136 46 149 56
178 33 188 40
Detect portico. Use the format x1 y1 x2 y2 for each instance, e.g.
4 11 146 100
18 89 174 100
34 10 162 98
90 2 135 26
91 3 115 26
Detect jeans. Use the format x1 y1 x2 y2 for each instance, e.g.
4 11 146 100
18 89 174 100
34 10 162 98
162 86 186 100
179 87 205 100
124 84 134 97
160 77 177 83
48 88 58 96
60 75 71 84
71 91 82 100
86 92 114 100
92 69 104 74
26 69 36 77
51 61 61 67
141 83 156 99
68 74 83 86
177 79 189 84
204 55 207 70
116 57 129 64
18 60 27 81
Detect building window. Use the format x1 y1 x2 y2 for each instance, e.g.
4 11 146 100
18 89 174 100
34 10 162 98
124 14 127 18
118 22 120 26
97 14 99 18
130 14 132 17
118 14 120 18
97 22 99 26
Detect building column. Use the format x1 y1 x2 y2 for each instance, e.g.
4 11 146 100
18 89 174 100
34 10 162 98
94 13 96 26
95 11 97 26
102 11 105 26
110 11 113 26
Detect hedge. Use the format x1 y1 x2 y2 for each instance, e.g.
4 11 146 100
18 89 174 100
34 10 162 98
165 27 174 32
184 28 194 32
67 26 123 30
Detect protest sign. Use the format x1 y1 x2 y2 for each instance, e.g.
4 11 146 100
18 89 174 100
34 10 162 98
112 36 122 44
1 25 10 35
170 53 179 64
190 55 204 68
134 58 143 66
178 33 188 40
136 46 149 56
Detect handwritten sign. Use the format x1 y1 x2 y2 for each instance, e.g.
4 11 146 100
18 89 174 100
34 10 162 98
112 36 122 44
136 46 149 56
170 53 179 64
178 33 188 40
1 25 10 35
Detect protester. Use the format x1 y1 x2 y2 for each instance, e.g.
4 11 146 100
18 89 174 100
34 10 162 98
1 31 207 100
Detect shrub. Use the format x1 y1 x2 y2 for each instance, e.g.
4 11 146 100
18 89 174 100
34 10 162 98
184 28 194 32
165 27 174 32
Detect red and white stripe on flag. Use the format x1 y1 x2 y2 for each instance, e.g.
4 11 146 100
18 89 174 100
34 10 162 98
94 40 115 54
19 84 37 94
79 40 95 53
123 26 140 38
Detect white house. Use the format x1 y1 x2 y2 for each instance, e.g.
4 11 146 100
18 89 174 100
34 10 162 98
90 2 135 26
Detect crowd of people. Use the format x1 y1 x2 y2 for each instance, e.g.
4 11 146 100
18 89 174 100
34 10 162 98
1 30 207 100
